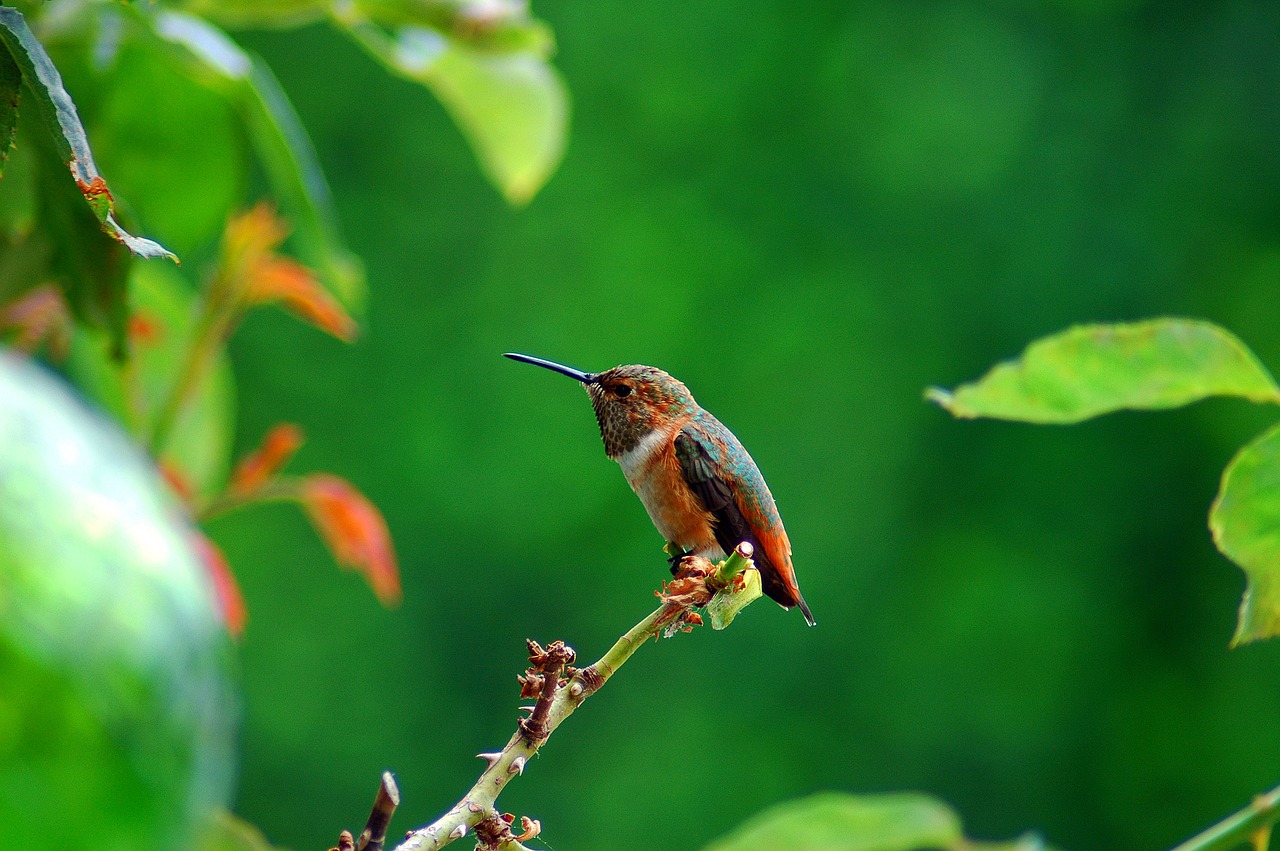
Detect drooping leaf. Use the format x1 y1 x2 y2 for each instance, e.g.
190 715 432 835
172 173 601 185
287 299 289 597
67 262 237 500
0 7 175 260
147 11 366 308
0 44 19 174
341 17 568 205
30 121 132 353
702 792 963 851
0 351 235 847
927 319 1280 424
1210 422 1280 646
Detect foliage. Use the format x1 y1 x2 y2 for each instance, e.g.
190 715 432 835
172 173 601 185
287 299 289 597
929 318 1280 647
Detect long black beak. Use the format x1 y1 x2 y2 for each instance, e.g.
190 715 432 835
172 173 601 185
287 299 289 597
503 353 597 384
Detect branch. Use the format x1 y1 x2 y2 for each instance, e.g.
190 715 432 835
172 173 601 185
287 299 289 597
357 773 400 851
377 543 759 851
1169 785 1280 851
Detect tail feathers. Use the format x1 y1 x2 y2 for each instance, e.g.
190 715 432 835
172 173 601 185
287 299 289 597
795 593 816 627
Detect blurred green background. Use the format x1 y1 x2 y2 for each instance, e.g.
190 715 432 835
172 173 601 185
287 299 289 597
28 0 1280 848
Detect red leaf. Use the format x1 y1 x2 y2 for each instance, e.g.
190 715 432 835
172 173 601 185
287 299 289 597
191 532 247 637
221 203 356 341
300 474 401 606
231 423 305 496
248 258 357 342
0 285 72 359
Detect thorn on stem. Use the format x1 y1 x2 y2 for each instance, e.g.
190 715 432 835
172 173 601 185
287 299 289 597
449 823 467 839
477 751 502 767
509 756 526 775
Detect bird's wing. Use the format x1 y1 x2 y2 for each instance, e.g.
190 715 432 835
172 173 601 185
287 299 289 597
673 427 753 557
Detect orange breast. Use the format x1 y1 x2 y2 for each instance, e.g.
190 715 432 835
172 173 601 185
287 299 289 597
622 430 717 552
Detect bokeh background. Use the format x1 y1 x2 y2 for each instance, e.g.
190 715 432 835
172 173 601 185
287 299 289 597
54 0 1280 848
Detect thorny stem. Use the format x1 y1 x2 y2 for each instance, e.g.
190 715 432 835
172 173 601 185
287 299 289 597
1169 784 1280 851
386 553 759 851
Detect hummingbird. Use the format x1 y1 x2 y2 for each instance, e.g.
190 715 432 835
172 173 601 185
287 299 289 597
504 353 815 626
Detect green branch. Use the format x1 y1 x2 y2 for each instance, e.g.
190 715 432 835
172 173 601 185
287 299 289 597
1169 785 1280 851
384 546 761 850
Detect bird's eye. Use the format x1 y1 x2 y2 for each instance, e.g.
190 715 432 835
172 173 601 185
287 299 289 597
612 384 632 398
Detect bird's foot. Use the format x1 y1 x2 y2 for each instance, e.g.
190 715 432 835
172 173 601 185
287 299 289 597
666 544 689 575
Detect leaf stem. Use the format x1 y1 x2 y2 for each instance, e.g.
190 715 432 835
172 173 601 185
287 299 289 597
1169 785 1280 851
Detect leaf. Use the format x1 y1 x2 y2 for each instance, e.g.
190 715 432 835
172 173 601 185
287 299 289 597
1210 422 1280 646
299 474 402 606
927 319 1280 424
198 809 288 851
66 262 237 500
702 792 963 851
147 11 366 308
0 43 18 174
231 423 304 495
340 17 568 204
0 7 176 260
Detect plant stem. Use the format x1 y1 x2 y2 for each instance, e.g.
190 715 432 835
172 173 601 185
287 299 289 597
1169 785 1280 851
391 571 755 850
146 290 233 457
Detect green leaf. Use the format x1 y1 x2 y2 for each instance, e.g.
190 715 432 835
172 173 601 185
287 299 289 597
341 18 568 204
198 810 289 851
0 44 18 175
0 7 175 261
927 319 1280 424
172 0 328 29
702 792 963 851
67 262 236 501
147 11 366 308
1210 422 1280 646
0 351 235 848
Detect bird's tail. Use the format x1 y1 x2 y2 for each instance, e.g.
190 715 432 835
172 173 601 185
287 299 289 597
795 593 816 627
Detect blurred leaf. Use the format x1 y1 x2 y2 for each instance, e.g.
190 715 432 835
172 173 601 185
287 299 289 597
67 262 237 500
147 11 366 307
0 45 18 174
231 423 304 496
354 0 556 54
0 351 235 847
198 809 288 851
1210 422 1280 646
927 319 1280 424
702 792 963 851
299 473 402 606
0 7 175 260
174 0 328 29
341 17 568 204
190 532 247 638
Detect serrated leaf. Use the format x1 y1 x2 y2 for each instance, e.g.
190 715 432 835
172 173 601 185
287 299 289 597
0 7 175 261
0 45 18 175
927 319 1280 424
147 11 365 308
702 792 963 851
342 19 567 204
1210 422 1280 646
